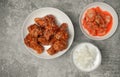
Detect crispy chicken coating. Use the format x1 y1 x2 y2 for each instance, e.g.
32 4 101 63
24 34 44 54
53 40 68 51
24 34 37 47
55 23 69 41
44 15 56 24
32 43 44 54
47 46 57 55
55 30 69 41
44 24 59 40
44 29 54 40
28 24 37 32
60 23 68 31
34 18 47 27
38 37 49 45
28 24 43 37
49 37 57 45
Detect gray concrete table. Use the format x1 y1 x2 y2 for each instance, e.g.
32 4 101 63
0 0 120 77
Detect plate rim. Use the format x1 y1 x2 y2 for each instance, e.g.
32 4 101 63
21 7 74 59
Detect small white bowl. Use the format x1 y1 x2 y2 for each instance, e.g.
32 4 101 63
79 2 118 40
72 42 102 72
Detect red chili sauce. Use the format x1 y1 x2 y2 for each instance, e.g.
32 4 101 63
82 7 113 36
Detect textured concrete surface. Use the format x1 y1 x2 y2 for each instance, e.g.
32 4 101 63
0 0 120 77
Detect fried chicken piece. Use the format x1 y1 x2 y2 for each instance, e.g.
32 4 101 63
31 42 44 54
35 15 56 28
55 23 69 41
30 28 43 37
24 34 44 54
49 37 57 45
29 41 44 54
45 24 59 32
47 46 57 55
55 30 69 41
43 29 53 40
28 24 43 37
38 37 49 45
44 15 56 23
52 25 59 31
28 24 37 32
44 15 58 28
44 26 59 40
24 34 37 47
40 15 59 40
43 23 59 40
53 40 68 51
60 23 68 31
34 18 47 27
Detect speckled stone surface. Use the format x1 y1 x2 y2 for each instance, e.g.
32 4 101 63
0 0 120 77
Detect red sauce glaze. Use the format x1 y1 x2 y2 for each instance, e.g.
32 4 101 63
82 7 113 36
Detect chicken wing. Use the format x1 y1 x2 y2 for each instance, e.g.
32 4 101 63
47 46 57 55
55 30 69 41
28 24 43 37
38 37 49 45
44 15 56 24
53 40 68 51
31 42 44 54
60 23 68 31
34 18 47 27
24 33 37 47
24 34 44 54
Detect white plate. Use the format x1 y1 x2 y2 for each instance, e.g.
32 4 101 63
72 42 102 72
22 7 74 59
79 2 118 40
